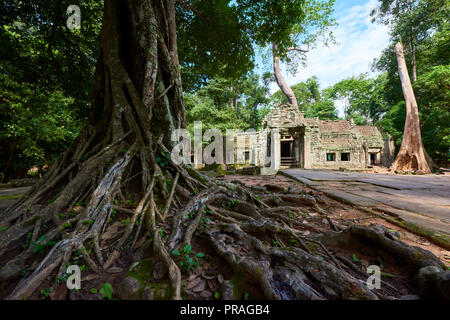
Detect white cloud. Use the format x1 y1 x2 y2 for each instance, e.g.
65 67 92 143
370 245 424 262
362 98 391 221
268 0 390 117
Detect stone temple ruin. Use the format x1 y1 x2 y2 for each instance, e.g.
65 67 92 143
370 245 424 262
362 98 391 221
235 104 395 171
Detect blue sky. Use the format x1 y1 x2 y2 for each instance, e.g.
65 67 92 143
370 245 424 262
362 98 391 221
257 0 391 117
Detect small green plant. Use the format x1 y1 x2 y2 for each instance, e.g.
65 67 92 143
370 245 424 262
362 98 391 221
214 291 221 299
352 253 359 262
244 292 249 300
156 152 170 168
288 237 298 246
40 288 51 300
199 217 210 229
122 217 131 227
99 283 113 300
172 244 204 272
56 269 70 284
22 232 33 250
82 219 94 226
90 288 98 294
0 226 8 234
32 235 56 254
63 222 72 229
109 209 118 222
47 195 58 204
271 239 280 247
224 199 237 209
166 178 173 190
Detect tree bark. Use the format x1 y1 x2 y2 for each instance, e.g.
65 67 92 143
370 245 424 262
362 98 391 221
390 42 430 174
409 38 417 82
0 0 186 299
272 43 298 108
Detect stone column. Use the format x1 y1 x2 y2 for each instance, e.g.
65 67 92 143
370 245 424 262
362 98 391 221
261 128 280 175
303 128 312 169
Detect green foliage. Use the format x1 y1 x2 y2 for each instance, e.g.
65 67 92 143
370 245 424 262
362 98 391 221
185 73 270 134
40 288 51 300
325 73 388 124
414 65 450 161
32 235 56 254
271 76 338 120
172 244 205 273
370 0 449 162
155 152 170 168
99 283 113 300
0 0 103 181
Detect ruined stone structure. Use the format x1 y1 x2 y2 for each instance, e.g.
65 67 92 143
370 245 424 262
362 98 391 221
236 104 394 171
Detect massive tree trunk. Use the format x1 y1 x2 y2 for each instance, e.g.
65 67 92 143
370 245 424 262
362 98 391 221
0 0 187 299
390 42 430 174
272 43 298 108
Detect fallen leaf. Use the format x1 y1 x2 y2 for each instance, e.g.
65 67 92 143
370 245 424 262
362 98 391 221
192 279 206 293
185 276 201 290
200 291 212 298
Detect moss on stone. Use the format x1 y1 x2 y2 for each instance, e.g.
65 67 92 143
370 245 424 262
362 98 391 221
0 193 23 200
127 258 154 286
230 271 246 298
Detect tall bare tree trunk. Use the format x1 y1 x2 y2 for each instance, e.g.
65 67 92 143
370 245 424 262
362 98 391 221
272 43 298 108
409 38 417 82
390 42 430 174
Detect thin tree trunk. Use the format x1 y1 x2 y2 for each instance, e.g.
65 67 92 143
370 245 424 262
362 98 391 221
390 42 430 174
410 38 417 82
272 43 298 108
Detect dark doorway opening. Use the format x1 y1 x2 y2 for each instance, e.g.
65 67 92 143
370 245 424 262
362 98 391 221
281 141 292 157
370 153 376 165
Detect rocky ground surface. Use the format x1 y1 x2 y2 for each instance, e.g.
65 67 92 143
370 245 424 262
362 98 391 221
282 168 450 243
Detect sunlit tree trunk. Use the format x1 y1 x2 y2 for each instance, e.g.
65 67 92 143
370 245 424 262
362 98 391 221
272 43 298 108
390 42 430 174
